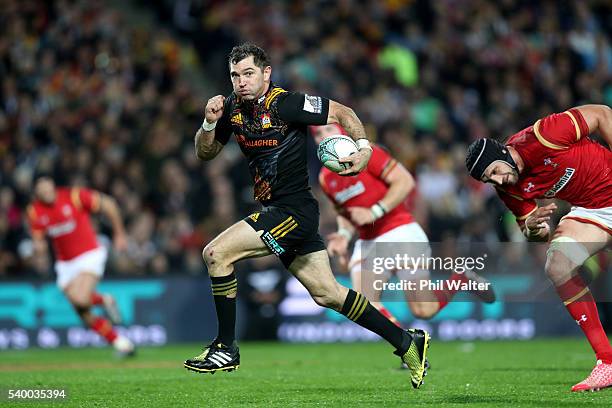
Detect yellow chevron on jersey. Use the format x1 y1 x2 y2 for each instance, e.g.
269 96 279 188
264 87 287 109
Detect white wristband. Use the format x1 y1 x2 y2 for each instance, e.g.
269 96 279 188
370 202 386 220
201 118 217 132
524 222 545 238
356 138 372 151
337 228 353 241
376 200 389 213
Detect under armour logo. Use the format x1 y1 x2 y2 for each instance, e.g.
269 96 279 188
544 158 558 168
524 182 535 193
575 314 587 325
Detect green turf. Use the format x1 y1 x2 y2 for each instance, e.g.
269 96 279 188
0 339 611 407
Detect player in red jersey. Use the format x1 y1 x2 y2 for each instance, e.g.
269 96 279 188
27 176 135 356
313 124 495 327
466 104 612 392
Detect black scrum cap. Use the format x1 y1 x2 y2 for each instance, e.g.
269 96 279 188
466 138 517 180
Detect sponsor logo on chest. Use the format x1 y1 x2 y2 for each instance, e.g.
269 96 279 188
544 167 575 198
47 219 76 237
334 181 365 204
236 134 279 148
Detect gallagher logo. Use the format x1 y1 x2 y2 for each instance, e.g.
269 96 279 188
236 134 278 148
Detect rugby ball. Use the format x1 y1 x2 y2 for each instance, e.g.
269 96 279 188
317 135 358 173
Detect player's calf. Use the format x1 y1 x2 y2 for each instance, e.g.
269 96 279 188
311 291 344 311
101 294 122 325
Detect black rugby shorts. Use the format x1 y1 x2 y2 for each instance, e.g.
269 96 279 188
243 191 326 268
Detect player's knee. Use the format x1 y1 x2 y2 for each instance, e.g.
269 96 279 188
70 297 91 314
202 244 226 272
544 257 571 284
545 245 581 284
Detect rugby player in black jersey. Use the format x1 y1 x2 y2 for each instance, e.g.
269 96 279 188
183 43 430 389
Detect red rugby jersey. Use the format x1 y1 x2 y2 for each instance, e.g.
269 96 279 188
496 108 612 223
320 145 414 240
28 187 101 260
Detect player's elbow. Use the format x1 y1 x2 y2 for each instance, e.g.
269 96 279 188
388 167 414 196
393 180 412 200
600 105 612 123
338 105 357 122
99 195 118 214
590 104 612 124
329 101 356 123
195 150 212 161
195 145 220 161
401 172 415 194
195 150 216 161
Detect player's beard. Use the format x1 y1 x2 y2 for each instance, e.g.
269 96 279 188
506 169 519 185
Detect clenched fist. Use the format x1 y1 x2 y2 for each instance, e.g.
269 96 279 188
205 95 226 123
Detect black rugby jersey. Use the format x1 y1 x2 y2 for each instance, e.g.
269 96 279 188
214 83 329 203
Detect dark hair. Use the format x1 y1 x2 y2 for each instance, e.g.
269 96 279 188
33 172 53 184
228 43 270 70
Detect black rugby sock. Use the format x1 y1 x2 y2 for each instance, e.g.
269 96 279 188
340 289 411 353
210 273 238 346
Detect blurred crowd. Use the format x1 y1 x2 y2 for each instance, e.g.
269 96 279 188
1 0 611 277
0 0 219 277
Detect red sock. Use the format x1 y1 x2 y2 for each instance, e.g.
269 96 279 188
556 275 612 363
91 293 104 306
91 317 118 344
375 305 402 328
433 273 467 311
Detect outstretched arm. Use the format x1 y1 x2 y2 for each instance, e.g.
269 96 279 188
576 104 612 148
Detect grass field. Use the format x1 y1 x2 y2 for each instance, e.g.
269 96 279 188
1 339 611 407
